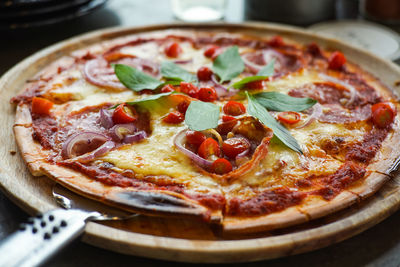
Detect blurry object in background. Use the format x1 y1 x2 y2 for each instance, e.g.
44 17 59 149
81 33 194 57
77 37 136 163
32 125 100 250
309 20 400 61
0 0 107 30
172 0 226 22
336 0 359 19
244 0 335 26
361 0 400 25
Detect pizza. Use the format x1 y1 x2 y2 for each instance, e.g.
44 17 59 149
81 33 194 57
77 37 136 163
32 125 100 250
11 29 400 234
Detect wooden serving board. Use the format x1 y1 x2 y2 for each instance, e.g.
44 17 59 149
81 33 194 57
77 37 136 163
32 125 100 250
1 22 400 263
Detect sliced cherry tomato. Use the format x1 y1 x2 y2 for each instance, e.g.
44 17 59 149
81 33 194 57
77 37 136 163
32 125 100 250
371 102 396 128
180 82 199 98
307 42 323 57
277 111 301 124
268 35 284 47
198 87 217 102
197 66 213 81
164 42 182 58
222 137 251 159
328 51 346 70
223 101 246 116
31 97 54 115
212 158 232 174
222 115 236 122
186 130 206 147
163 111 184 124
246 80 264 90
160 84 175 93
177 99 191 114
204 45 219 58
198 138 220 159
112 103 138 124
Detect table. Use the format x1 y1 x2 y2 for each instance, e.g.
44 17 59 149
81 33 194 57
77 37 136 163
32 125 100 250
1 0 400 266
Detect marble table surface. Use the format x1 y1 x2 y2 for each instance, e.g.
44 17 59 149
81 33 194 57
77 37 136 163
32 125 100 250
1 0 400 266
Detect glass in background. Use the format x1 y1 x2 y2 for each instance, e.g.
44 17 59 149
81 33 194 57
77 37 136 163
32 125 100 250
171 0 227 22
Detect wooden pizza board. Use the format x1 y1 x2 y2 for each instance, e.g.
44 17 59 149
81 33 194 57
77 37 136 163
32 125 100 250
1 22 400 263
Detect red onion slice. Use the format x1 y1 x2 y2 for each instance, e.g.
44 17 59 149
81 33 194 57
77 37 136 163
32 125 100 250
123 130 147 144
295 103 322 129
173 59 193 64
62 132 110 159
319 74 358 107
173 129 213 170
110 124 136 141
83 58 126 90
74 140 115 163
99 109 114 129
210 74 237 98
116 57 159 77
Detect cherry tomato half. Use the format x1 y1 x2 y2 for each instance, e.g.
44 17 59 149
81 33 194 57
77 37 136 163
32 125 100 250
328 51 346 70
198 138 220 159
204 45 219 58
180 82 199 98
198 87 217 102
186 130 206 147
222 137 251 159
162 111 184 124
212 158 232 174
371 102 396 128
112 103 138 124
222 115 236 122
177 99 191 114
246 80 264 90
197 66 213 81
223 101 246 116
164 42 182 58
31 97 54 116
268 35 284 47
277 111 301 124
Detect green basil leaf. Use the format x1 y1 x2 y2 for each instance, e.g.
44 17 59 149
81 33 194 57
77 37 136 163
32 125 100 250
114 64 162 91
185 101 220 131
161 61 196 82
230 60 275 89
126 91 174 106
254 92 317 112
245 91 302 153
212 46 245 83
257 59 275 76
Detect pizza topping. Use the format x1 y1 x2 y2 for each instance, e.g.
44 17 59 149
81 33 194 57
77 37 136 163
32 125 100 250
212 46 245 83
112 103 138 124
122 130 147 144
222 137 251 159
198 87 218 102
197 66 213 81
211 158 233 174
99 108 114 129
295 103 322 129
328 51 346 70
277 111 301 124
230 60 274 90
164 42 182 58
110 123 136 141
204 45 220 58
198 138 221 160
180 82 199 98
184 101 220 131
31 97 54 115
161 61 196 83
162 111 185 124
113 64 163 91
318 104 371 123
185 130 207 147
371 102 396 128
268 35 285 47
61 132 111 159
253 91 316 112
84 58 126 90
223 101 246 116
160 84 175 93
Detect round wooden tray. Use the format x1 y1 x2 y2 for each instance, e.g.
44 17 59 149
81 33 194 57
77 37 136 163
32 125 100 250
1 22 400 263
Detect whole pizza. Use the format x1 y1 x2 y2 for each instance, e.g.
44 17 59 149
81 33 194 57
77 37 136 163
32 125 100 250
11 29 400 233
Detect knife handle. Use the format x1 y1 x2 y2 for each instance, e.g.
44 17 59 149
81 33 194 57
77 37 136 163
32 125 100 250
0 209 99 267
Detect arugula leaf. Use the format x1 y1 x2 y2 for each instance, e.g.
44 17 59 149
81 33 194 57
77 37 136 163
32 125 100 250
245 91 302 153
212 46 245 83
161 61 196 82
230 60 275 89
114 64 162 91
126 91 174 106
254 92 317 112
185 101 220 131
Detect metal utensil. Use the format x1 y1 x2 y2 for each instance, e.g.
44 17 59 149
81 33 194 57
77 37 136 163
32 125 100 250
0 184 135 267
